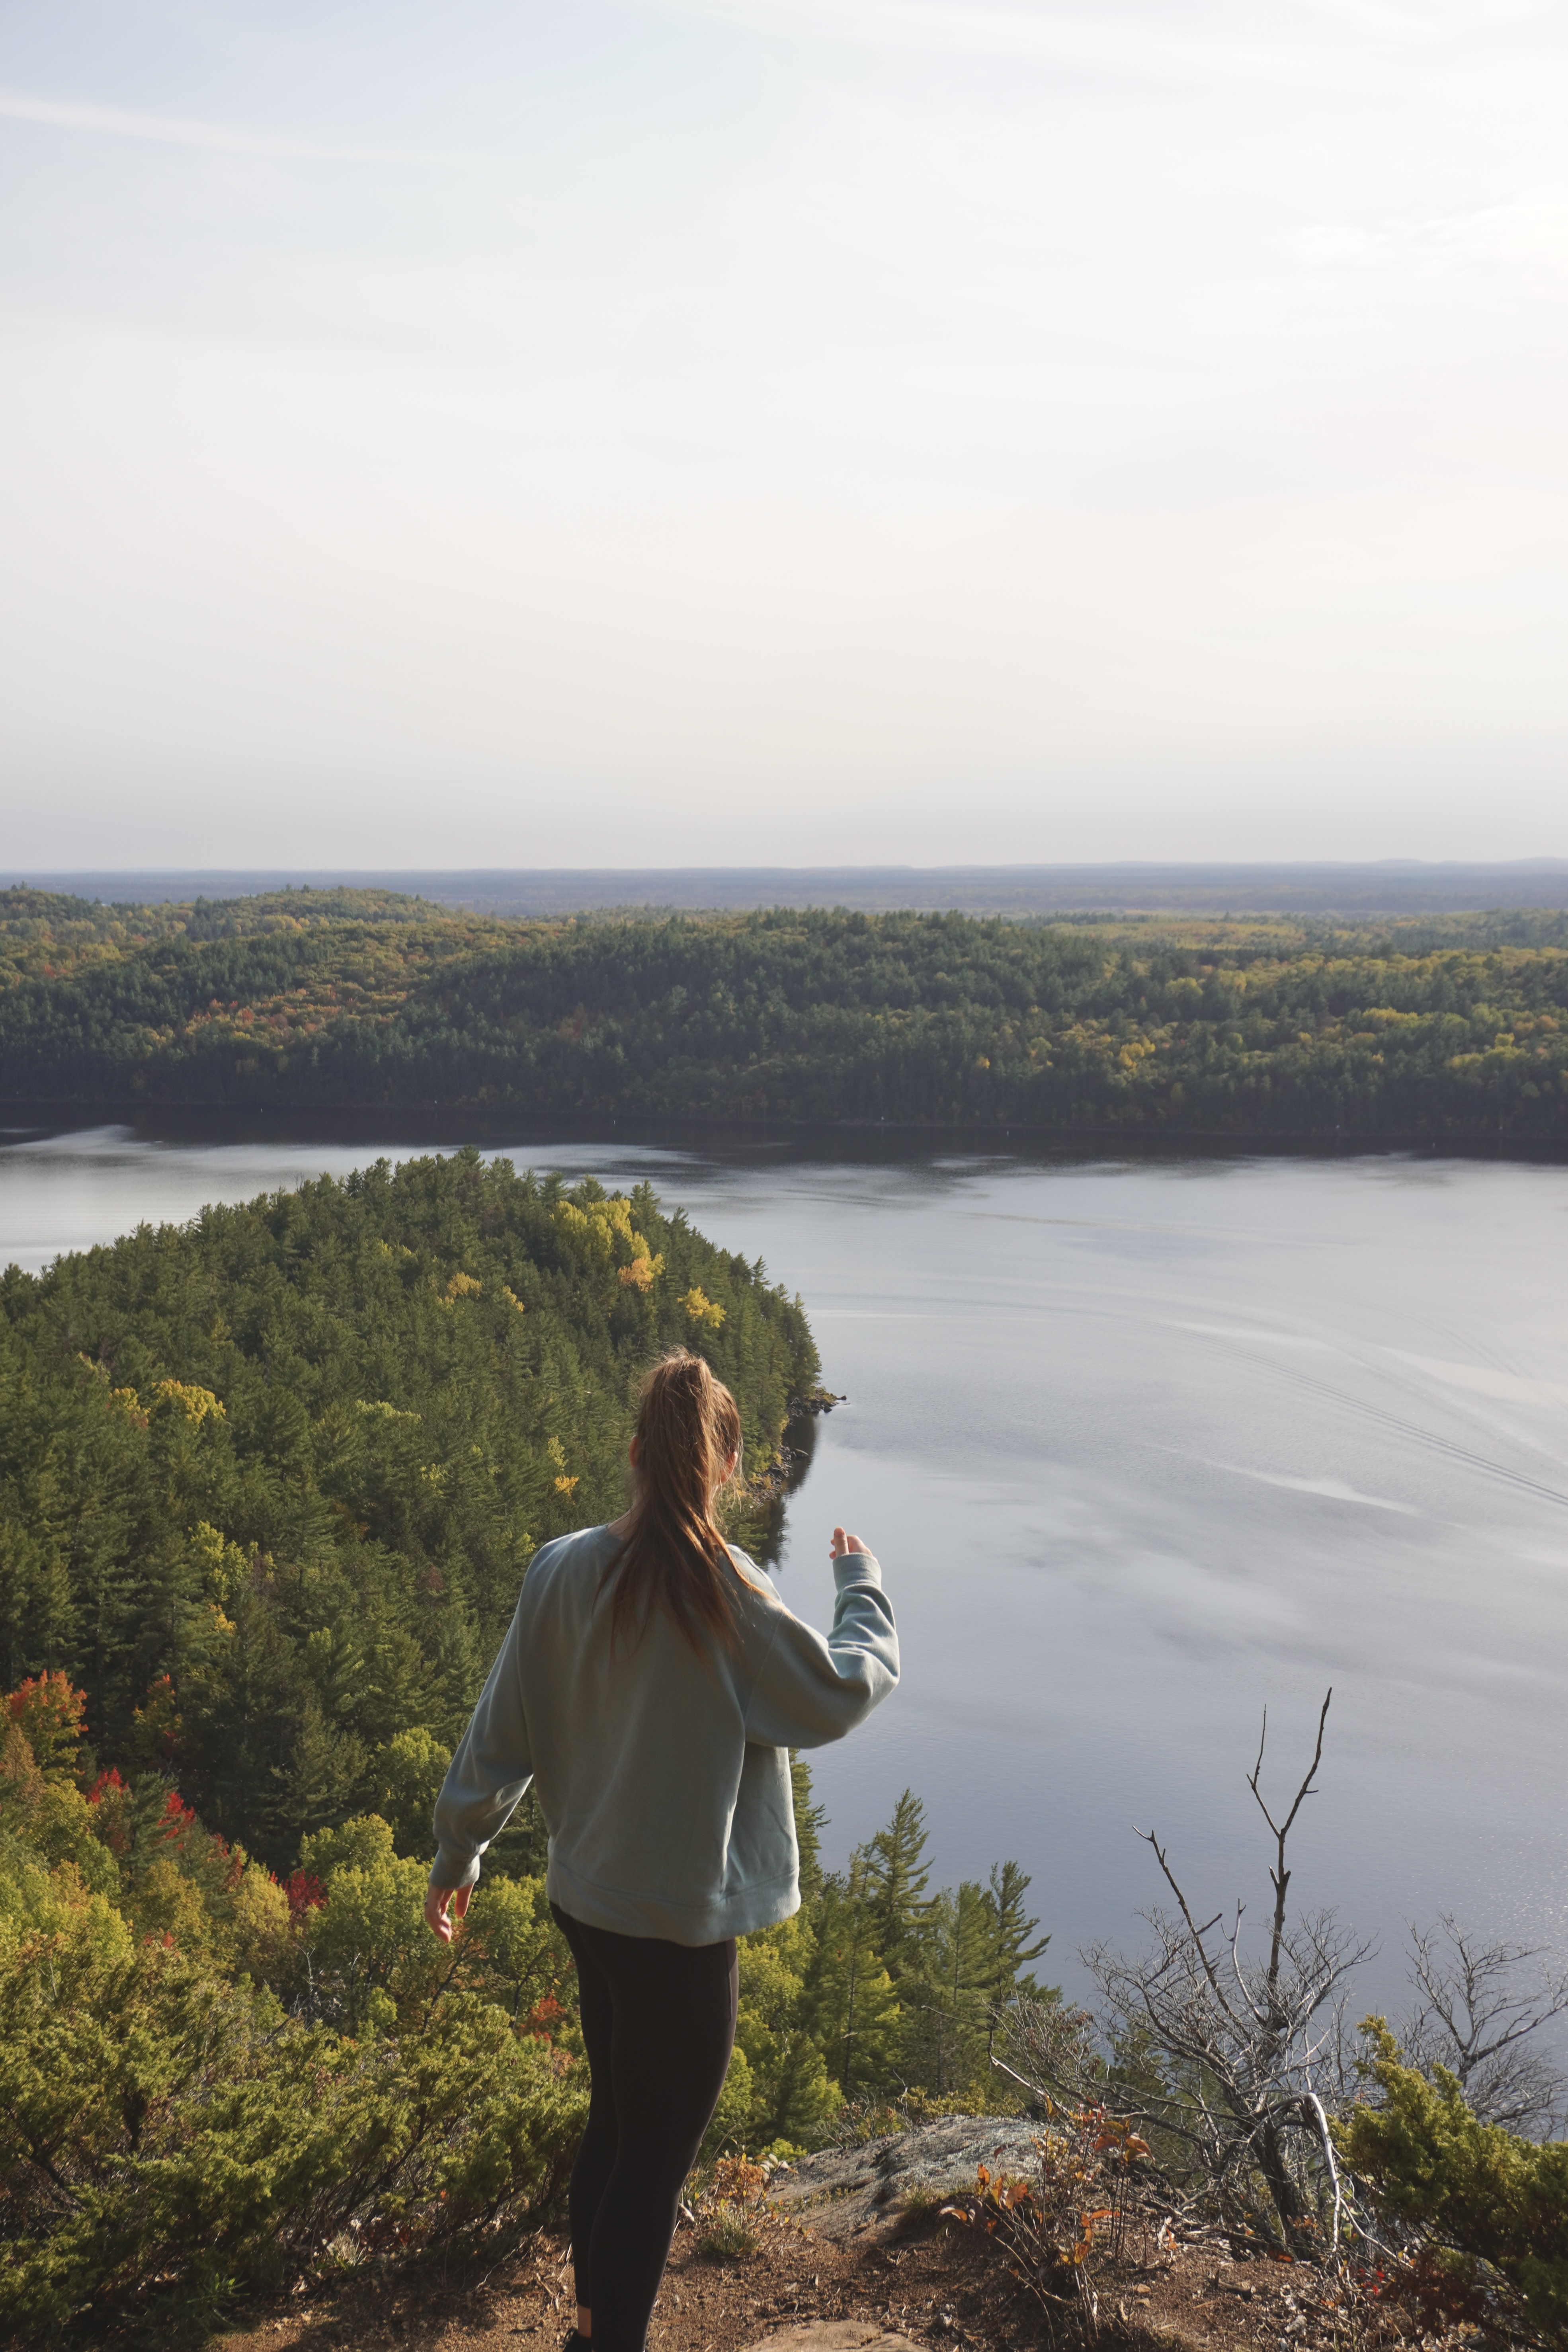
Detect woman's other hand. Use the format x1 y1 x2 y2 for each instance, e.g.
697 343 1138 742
424 1882 472 1943
830 1527 870 1559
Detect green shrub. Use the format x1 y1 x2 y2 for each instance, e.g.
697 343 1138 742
694 2204 760 2261
0 1702 586 2346
0 1886 584 2344
732 1910 842 2149
1337 2023 1568 2344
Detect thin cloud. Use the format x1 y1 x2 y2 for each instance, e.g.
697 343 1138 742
639 0 1387 86
0 87 496 168
1295 189 1568 274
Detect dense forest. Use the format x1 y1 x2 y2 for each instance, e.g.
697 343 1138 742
0 1152 818 1848
3 885 1567 1144
0 1156 1052 2340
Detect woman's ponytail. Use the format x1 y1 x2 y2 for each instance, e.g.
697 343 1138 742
601 1351 747 1653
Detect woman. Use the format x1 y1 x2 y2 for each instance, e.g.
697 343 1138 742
424 1349 898 2352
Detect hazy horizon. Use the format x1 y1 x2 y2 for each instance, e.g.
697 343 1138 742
15 857 1568 919
4 3 1567 867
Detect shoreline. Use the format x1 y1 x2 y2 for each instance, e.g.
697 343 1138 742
2 1097 1566 1165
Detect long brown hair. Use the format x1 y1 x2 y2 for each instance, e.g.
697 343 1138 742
601 1350 747 1653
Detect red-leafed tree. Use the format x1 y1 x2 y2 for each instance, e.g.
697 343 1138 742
5 1671 87 1779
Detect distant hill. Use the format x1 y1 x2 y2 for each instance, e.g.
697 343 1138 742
19 860 1568 919
2 892 1564 1146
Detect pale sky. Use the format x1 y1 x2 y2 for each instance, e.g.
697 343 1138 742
2 0 1566 868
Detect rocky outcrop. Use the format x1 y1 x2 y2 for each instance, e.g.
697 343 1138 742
767 2117 1043 2240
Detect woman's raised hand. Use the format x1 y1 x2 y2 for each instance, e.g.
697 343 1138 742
830 1526 870 1559
424 1882 471 1943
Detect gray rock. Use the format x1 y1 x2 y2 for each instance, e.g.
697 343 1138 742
768 2117 1043 2240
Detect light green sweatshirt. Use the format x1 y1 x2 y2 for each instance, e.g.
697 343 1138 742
430 1524 898 1945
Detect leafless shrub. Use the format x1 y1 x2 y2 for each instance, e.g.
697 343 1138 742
991 1989 1103 2112
1394 1915 1568 2137
994 1690 1374 2261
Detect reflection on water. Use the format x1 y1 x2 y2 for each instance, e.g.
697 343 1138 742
4 1125 1567 2019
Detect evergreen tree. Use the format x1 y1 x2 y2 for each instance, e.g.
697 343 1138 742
980 1858 1051 1999
899 1878 996 2096
791 1752 826 1902
860 1787 936 1992
733 1912 842 2147
803 1856 901 2099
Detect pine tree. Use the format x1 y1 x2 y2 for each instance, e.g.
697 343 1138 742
277 1688 367 1850
803 1856 900 2099
980 1859 1051 2000
791 1752 826 1902
860 1787 936 1991
734 1912 842 2147
900 1879 996 2096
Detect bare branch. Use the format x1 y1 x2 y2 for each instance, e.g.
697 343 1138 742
1247 1688 1331 1995
1134 1825 1248 2032
1275 1688 1333 1850
1301 2092 1343 2253
989 2051 1047 2101
1398 1917 1568 2135
1056 1696 1369 2260
1229 1904 1267 2028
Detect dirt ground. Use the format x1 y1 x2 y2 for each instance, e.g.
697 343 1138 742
219 2191 1384 2352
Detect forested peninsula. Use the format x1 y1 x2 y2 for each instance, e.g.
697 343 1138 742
0 1150 819 1833
4 885 1567 1145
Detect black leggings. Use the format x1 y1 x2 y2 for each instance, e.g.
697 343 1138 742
551 1904 738 2352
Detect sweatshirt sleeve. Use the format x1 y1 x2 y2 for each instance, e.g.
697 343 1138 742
429 1599 534 1892
744 1548 899 1749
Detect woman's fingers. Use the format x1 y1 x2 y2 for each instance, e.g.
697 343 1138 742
424 1882 471 1942
830 1526 870 1558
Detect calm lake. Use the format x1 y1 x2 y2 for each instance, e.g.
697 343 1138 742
4 1124 1566 2024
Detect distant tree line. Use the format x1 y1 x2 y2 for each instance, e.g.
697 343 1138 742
2 886 1566 1142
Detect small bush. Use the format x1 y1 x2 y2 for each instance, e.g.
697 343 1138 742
694 2204 761 2262
940 2110 1151 2336
843 2098 912 2145
1336 2023 1568 2346
894 2182 953 2239
691 2154 767 2262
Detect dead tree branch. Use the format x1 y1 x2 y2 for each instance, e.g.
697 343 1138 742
1398 1915 1568 2136
1248 1688 1331 1998
997 1691 1367 2262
